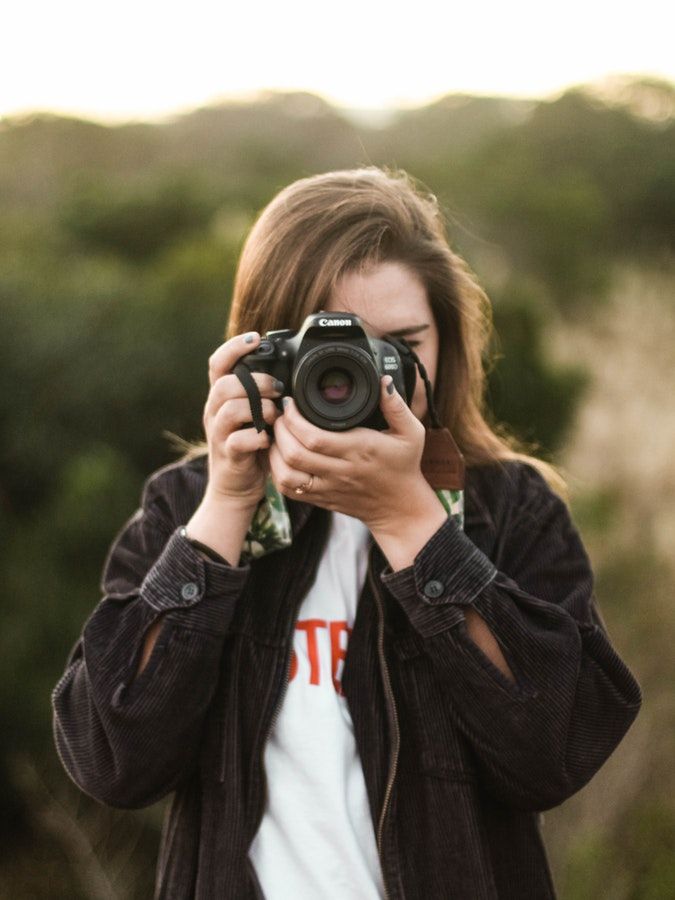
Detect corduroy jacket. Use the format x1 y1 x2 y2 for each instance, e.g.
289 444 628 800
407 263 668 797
52 455 641 899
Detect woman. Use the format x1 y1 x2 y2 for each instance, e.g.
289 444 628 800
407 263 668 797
52 167 641 899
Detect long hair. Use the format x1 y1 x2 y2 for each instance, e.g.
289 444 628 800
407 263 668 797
174 167 566 497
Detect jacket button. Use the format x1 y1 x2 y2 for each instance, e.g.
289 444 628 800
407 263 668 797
423 579 444 599
181 582 199 601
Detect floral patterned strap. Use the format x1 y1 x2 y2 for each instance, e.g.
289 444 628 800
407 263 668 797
241 477 464 562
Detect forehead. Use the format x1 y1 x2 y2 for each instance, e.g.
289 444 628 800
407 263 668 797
326 261 431 332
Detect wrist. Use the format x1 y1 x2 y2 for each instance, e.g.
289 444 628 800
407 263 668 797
369 478 447 572
202 484 262 516
186 491 260 567
368 476 440 539
179 527 229 564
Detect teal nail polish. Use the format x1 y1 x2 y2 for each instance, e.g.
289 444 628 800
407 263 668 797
244 332 257 344
282 396 291 409
274 379 285 393
386 379 395 395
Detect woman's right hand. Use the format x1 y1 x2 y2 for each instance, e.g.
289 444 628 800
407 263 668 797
202 331 284 510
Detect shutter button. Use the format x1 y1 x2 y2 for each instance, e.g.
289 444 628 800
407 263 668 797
181 582 199 602
423 580 444 599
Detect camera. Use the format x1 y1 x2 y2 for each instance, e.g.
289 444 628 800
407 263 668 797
239 312 416 430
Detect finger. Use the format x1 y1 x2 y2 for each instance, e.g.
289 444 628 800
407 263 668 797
226 427 271 462
268 443 318 496
273 414 345 477
212 398 279 439
280 397 346 456
207 332 260 387
205 372 284 419
379 376 422 436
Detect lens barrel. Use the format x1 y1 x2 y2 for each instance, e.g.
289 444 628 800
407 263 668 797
293 344 380 430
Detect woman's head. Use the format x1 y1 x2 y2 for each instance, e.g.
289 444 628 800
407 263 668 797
325 259 438 422
229 166 515 470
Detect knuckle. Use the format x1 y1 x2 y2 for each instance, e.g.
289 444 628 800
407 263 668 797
208 350 225 375
304 432 324 454
209 338 239 375
362 434 376 456
214 399 239 430
277 467 294 490
208 347 221 367
285 446 304 468
214 373 238 397
357 437 375 462
224 431 242 453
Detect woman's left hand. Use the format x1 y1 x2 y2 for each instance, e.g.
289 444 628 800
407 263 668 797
269 375 439 534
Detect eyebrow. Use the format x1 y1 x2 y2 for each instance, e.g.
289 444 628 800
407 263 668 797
338 311 431 339
385 324 431 338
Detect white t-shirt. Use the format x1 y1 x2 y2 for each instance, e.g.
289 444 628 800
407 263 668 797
248 512 386 899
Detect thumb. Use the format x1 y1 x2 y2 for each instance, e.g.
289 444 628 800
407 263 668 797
379 375 416 434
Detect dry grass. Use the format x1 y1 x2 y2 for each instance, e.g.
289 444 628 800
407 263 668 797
542 262 675 898
551 263 675 560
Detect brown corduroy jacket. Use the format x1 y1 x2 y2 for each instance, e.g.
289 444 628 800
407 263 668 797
52 456 641 899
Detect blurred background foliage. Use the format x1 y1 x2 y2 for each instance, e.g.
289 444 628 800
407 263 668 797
1 76 673 897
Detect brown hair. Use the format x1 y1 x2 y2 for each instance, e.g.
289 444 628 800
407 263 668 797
175 167 566 498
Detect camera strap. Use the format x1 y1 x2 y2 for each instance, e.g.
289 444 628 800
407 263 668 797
233 362 275 437
395 340 466 492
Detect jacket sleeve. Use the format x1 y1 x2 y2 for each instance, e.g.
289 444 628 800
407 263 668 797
380 463 642 812
51 468 250 809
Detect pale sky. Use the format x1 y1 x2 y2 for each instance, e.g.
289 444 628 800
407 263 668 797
2 0 673 121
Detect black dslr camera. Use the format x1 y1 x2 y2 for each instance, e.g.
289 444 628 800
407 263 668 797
240 312 416 430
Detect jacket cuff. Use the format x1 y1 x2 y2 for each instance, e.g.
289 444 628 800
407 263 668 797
380 516 497 635
140 527 250 635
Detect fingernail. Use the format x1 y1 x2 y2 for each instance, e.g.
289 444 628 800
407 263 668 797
273 379 285 393
385 377 395 395
282 396 291 409
244 332 258 344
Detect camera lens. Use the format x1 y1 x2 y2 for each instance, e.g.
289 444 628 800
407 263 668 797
293 344 379 430
317 368 354 405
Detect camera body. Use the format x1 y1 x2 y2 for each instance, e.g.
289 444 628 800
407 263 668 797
239 312 416 430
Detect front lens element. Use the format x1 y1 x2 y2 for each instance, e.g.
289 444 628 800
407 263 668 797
317 368 354 405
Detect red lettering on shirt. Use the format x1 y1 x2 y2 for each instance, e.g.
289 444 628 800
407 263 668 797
295 619 327 685
330 621 351 695
291 618 352 693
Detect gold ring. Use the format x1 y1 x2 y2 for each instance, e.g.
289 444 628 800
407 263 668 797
294 475 314 495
